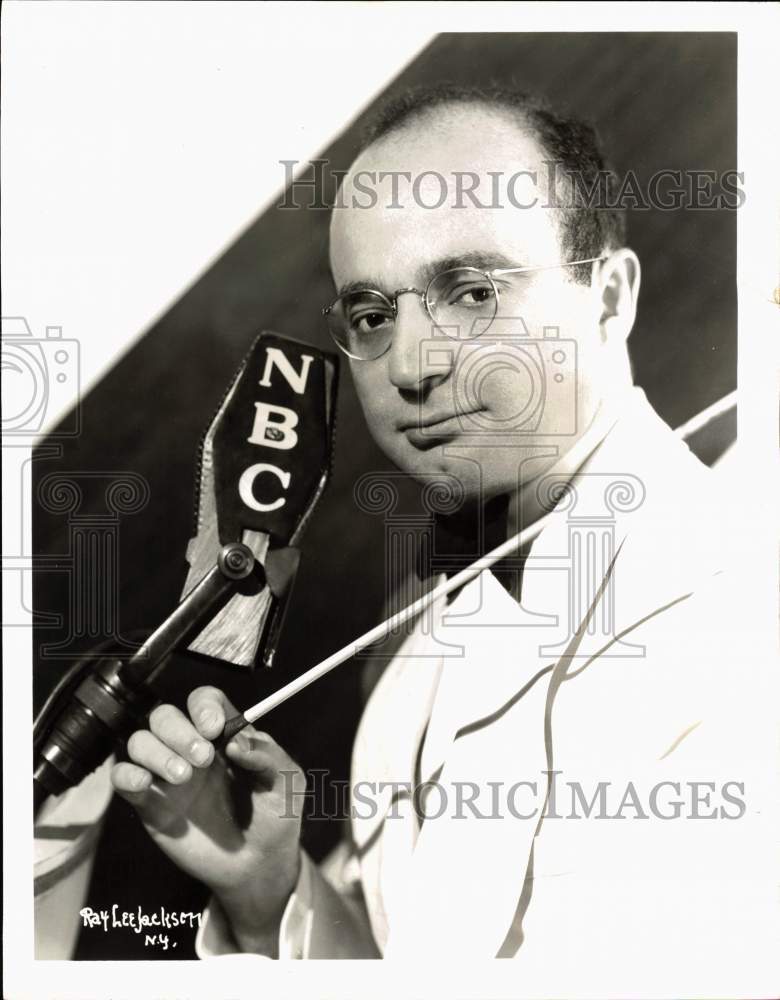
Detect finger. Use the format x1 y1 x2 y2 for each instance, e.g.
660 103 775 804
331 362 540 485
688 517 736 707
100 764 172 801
148 703 214 768
224 730 278 775
225 730 300 789
126 728 193 784
111 762 183 833
111 761 153 804
186 686 240 741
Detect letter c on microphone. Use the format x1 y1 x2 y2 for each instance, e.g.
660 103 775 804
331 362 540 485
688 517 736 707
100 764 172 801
238 464 291 512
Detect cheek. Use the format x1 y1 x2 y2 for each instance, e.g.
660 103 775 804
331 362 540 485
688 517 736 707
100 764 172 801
451 346 540 422
520 278 596 336
350 362 393 435
449 339 580 435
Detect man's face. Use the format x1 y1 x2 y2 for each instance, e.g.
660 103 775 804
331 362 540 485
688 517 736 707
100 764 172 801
329 106 610 502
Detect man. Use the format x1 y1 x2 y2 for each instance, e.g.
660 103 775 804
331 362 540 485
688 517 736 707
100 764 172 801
110 85 776 989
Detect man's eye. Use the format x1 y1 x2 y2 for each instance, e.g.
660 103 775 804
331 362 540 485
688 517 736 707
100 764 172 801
430 269 498 310
446 281 496 308
349 309 393 334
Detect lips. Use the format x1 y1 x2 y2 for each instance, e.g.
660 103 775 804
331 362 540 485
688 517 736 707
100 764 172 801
399 408 484 430
400 409 485 447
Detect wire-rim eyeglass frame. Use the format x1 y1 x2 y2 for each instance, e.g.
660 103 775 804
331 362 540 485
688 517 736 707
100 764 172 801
322 255 607 361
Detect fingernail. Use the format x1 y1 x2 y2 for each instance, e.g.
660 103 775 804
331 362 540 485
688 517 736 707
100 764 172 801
167 757 189 780
230 733 251 753
131 770 149 790
198 709 218 732
190 739 212 766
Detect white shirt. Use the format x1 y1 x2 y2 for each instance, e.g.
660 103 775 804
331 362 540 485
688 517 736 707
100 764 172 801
197 388 779 995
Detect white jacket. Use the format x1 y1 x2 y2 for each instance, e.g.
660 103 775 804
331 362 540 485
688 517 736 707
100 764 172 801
198 389 779 997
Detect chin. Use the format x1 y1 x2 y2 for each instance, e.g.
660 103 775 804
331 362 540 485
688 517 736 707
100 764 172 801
389 441 513 507
381 420 566 492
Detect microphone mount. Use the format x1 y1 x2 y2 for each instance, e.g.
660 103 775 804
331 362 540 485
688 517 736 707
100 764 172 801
33 542 259 812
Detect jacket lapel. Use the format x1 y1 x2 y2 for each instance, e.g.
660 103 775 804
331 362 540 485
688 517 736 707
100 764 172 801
354 388 724 956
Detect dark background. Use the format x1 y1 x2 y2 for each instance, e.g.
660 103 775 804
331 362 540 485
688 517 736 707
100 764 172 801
32 32 737 958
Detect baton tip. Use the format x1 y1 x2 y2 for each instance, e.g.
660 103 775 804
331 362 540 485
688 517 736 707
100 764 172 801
215 713 249 749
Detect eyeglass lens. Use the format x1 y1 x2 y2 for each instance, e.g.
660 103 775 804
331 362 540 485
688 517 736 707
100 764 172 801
325 267 500 360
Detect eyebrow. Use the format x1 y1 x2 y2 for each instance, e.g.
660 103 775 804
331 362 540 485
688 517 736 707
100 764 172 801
335 250 523 297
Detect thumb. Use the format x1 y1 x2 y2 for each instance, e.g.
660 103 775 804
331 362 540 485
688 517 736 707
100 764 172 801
223 728 280 784
110 759 200 832
224 728 304 804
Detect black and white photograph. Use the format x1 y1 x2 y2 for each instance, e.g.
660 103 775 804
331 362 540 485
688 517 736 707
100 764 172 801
3 4 779 999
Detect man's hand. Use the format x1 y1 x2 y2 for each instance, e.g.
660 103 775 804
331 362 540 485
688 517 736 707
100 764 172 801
110 686 305 954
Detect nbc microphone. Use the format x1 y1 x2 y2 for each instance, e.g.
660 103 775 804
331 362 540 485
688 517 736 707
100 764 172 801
33 332 339 814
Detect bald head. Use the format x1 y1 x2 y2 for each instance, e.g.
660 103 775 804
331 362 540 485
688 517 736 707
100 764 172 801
344 83 626 283
331 102 565 295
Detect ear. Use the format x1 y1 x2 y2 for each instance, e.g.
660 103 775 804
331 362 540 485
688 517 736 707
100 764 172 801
594 248 641 345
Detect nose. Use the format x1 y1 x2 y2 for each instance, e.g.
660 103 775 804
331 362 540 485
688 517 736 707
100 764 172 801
387 292 451 393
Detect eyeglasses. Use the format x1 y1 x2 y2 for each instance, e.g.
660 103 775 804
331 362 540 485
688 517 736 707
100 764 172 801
322 256 606 361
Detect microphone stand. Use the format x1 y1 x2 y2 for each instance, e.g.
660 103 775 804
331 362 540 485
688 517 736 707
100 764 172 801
33 542 261 817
